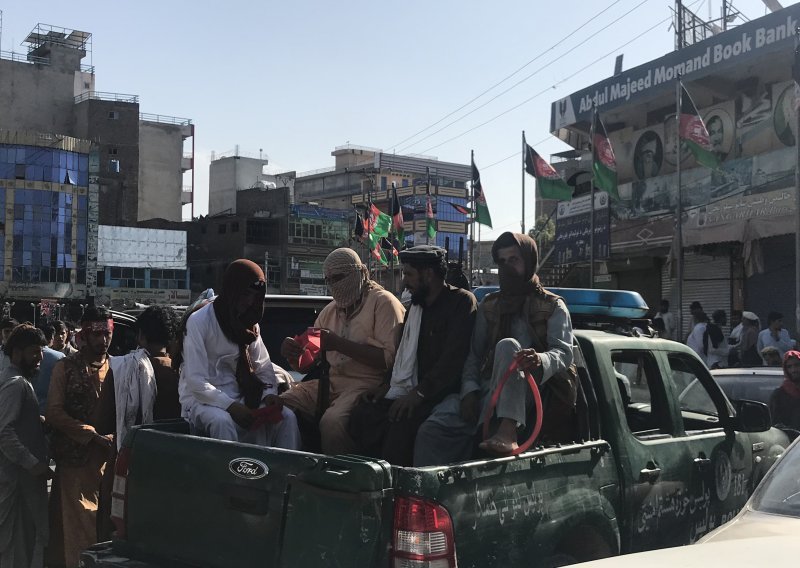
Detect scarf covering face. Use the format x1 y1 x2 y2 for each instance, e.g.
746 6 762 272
781 350 800 399
324 248 369 309
213 259 266 409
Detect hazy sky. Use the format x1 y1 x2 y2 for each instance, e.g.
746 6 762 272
0 0 789 237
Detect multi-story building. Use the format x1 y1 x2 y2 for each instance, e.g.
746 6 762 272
547 3 800 336
208 149 282 216
293 145 472 273
0 23 194 225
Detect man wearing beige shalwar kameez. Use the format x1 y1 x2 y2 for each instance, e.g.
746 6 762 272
46 307 114 568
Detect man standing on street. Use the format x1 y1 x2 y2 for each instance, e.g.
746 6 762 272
349 246 476 465
757 311 795 361
653 300 676 341
0 325 52 568
46 307 115 568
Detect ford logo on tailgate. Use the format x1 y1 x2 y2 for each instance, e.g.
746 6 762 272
229 458 269 480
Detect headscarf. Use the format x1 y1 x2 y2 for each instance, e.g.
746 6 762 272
323 248 370 309
213 260 266 409
781 350 800 400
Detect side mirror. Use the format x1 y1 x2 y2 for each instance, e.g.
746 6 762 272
730 399 772 432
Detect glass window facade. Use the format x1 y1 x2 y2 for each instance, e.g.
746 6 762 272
1 144 90 284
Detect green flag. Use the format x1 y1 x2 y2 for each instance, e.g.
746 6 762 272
592 111 619 200
425 192 437 240
525 142 573 201
367 203 391 238
471 158 493 228
679 84 720 170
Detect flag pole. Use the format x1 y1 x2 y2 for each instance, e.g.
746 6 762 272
676 76 684 341
389 182 396 293
589 106 596 289
426 166 431 246
521 131 526 234
367 178 373 277
469 150 475 287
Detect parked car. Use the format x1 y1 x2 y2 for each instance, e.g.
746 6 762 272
710 367 784 406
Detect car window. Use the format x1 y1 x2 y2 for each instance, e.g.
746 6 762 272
612 350 672 438
751 443 800 518
668 353 725 432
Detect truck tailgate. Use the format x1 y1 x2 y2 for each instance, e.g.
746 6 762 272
120 429 393 568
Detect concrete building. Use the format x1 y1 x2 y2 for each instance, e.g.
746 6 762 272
208 149 279 215
293 145 472 274
546 3 800 337
0 23 194 225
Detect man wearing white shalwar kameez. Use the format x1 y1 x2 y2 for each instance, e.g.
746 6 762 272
179 259 300 448
0 325 51 568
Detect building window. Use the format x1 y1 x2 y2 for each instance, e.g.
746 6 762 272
108 159 120 173
380 176 387 191
402 179 409 187
109 148 118 156
231 222 239 233
218 223 227 234
108 111 119 120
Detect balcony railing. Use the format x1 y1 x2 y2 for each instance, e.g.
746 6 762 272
140 113 192 126
74 91 139 104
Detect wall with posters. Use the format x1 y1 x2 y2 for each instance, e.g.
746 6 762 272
554 193 610 265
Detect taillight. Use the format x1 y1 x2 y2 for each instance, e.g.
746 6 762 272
110 446 132 539
392 496 456 568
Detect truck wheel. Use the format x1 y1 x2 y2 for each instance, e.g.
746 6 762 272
541 553 578 568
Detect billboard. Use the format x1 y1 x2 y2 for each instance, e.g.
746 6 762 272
97 226 187 269
554 193 610 265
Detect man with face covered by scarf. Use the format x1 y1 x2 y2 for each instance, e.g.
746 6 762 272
769 350 800 431
280 248 405 455
179 259 300 448
414 232 576 464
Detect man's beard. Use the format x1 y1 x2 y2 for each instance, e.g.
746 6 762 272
410 283 430 306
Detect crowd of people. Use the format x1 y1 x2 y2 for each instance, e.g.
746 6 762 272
4 230 800 567
652 299 797 369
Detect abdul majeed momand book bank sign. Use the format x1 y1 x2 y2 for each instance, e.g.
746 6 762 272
550 4 800 132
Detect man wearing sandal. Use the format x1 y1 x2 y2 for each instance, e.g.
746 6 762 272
414 232 577 464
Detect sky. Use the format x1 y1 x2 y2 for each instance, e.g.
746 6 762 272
0 0 791 238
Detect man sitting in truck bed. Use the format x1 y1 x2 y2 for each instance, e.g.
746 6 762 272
280 247 405 455
179 260 301 449
414 232 577 464
348 245 477 465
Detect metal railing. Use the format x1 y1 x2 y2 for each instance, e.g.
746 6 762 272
334 143 382 153
74 91 138 104
0 50 95 74
296 166 336 178
139 113 192 126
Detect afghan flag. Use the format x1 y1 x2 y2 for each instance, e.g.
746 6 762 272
471 158 493 228
390 185 405 242
679 84 720 170
446 201 472 216
367 203 391 238
592 112 618 200
380 236 399 258
353 209 366 242
426 192 437 240
525 142 573 201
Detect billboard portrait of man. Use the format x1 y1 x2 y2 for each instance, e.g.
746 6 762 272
633 130 663 180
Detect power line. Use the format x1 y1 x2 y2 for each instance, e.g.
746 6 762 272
418 5 695 156
397 0 654 154
387 0 632 152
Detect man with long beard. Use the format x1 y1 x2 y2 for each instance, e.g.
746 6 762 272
348 246 476 465
0 324 51 568
280 248 405 455
179 259 300 448
46 307 115 568
414 232 577 465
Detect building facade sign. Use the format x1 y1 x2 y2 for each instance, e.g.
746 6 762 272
555 192 610 265
551 4 800 131
95 286 191 306
0 282 87 300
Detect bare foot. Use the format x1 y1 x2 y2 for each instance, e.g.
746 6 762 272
479 436 519 456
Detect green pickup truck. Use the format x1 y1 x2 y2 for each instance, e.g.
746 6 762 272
81 290 788 568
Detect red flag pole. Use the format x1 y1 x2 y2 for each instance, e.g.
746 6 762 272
590 106 597 289
469 151 475 287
